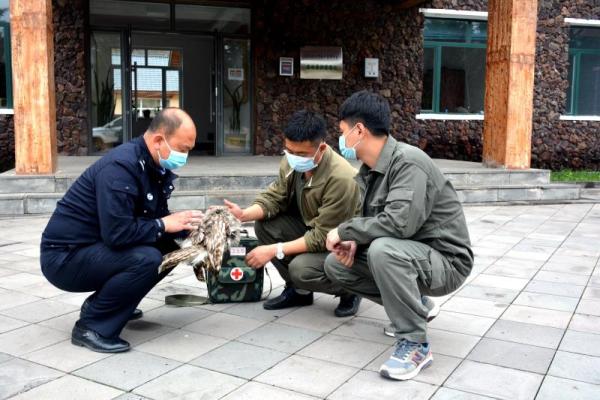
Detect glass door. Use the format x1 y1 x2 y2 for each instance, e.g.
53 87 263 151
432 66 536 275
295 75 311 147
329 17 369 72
129 46 183 138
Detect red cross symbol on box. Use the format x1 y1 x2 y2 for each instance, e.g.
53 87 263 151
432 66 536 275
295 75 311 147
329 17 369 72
230 267 244 281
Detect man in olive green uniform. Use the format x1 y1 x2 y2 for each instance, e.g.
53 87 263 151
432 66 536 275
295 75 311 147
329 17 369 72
224 110 362 316
325 91 473 380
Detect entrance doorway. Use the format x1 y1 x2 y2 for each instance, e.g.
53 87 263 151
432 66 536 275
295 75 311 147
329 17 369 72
88 0 251 156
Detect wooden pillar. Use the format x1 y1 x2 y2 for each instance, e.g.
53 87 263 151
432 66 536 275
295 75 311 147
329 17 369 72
483 0 538 169
10 0 57 174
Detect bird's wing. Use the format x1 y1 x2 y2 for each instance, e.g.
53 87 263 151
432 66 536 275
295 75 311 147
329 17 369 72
158 246 207 274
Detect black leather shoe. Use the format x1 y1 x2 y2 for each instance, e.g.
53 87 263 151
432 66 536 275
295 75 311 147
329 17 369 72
263 287 313 310
71 321 130 353
81 298 143 321
335 294 361 317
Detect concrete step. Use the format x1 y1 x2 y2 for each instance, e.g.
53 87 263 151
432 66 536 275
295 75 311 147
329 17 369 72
0 183 583 216
0 169 551 194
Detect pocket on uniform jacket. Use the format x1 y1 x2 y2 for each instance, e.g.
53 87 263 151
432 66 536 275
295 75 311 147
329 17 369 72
110 180 139 196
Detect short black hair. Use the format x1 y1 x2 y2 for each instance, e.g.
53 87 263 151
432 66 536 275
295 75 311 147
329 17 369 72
339 90 390 136
284 110 327 143
148 108 183 137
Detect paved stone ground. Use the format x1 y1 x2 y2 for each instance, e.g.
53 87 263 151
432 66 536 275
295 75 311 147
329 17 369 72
0 204 599 399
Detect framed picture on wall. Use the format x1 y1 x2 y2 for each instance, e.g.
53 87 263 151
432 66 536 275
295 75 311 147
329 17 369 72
279 57 294 76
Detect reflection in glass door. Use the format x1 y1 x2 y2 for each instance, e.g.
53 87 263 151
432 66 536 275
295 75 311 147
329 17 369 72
130 48 182 138
90 31 124 153
222 39 251 154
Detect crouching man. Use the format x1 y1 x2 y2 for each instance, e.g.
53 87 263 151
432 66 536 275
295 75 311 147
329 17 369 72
325 91 474 380
41 108 202 353
224 110 362 316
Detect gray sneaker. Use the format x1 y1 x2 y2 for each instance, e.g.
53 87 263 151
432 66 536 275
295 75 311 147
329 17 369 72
384 296 440 337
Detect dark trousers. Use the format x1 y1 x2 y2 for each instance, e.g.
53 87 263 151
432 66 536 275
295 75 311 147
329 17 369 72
41 239 178 338
254 213 345 296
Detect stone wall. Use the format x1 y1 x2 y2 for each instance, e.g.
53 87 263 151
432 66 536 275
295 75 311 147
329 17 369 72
53 0 88 155
0 115 14 172
533 0 600 170
253 0 599 169
252 0 486 161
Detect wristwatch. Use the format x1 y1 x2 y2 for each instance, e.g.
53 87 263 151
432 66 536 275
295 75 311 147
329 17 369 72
276 242 285 260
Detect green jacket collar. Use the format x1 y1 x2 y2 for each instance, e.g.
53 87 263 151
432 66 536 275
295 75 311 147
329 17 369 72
359 135 397 177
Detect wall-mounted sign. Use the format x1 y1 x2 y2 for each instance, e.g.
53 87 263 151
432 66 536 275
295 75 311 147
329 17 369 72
279 57 294 76
300 46 343 80
228 68 244 81
365 58 379 78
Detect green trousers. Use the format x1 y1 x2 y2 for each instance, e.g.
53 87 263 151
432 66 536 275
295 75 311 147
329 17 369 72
324 237 467 342
254 214 345 295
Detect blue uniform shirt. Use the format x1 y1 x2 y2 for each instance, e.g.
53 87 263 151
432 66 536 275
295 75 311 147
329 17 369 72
42 137 178 249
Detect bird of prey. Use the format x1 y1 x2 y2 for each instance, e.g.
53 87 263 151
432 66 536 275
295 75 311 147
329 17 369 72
158 207 242 281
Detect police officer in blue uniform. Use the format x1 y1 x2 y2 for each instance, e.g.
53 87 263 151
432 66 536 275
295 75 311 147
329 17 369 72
40 108 203 353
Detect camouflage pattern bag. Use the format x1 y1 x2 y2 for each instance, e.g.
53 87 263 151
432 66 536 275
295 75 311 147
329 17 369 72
206 232 264 303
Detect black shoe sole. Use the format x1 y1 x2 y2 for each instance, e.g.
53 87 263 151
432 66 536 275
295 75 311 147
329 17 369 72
71 337 130 353
262 301 313 310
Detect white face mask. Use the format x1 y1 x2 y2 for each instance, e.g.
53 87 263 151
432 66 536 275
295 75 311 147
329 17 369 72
284 146 321 172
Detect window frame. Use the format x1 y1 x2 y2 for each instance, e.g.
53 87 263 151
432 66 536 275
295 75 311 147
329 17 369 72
0 21 12 109
422 18 487 115
566 43 600 116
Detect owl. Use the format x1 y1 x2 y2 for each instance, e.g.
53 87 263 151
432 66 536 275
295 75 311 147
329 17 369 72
159 207 242 281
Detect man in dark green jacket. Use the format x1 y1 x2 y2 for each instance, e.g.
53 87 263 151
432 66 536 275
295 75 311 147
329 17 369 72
224 110 362 316
325 91 473 381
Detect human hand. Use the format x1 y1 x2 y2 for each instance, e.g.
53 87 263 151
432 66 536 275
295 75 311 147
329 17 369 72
245 245 276 269
326 228 342 251
161 210 204 233
333 241 357 268
223 199 244 221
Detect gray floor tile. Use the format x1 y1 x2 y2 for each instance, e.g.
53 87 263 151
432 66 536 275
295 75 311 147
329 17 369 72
298 333 388 368
583 287 600 300
0 358 63 400
536 376 600 400
501 305 572 329
276 295 356 332
190 341 288 379
548 351 600 385
328 370 437 400
456 285 520 303
112 394 151 400
0 291 40 311
470 274 530 291
428 311 496 336
141 304 213 328
357 301 391 321
467 337 555 374
427 328 481 358
534 271 590 286
431 387 496 399
542 262 595 276
559 330 600 357
441 297 508 318
569 314 600 335
0 314 29 334
485 264 539 280
330 317 396 345
577 299 600 316
0 299 79 323
74 350 181 391
513 292 579 312
255 354 357 398
0 324 67 356
182 311 265 339
525 280 585 298
221 381 318 400
37 311 79 333
9 375 123 400
133 364 246 400
237 322 322 353
23 340 110 372
120 320 176 346
445 360 543 400
485 320 564 349
136 329 228 362
223 300 297 322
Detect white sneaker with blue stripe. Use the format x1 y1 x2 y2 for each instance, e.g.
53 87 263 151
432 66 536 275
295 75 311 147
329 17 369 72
379 339 433 380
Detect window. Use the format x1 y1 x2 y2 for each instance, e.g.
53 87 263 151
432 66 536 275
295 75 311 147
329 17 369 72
566 26 600 116
422 18 487 114
0 0 12 109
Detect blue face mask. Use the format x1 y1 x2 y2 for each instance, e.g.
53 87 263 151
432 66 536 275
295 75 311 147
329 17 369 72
158 138 188 170
284 147 321 173
338 125 360 160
